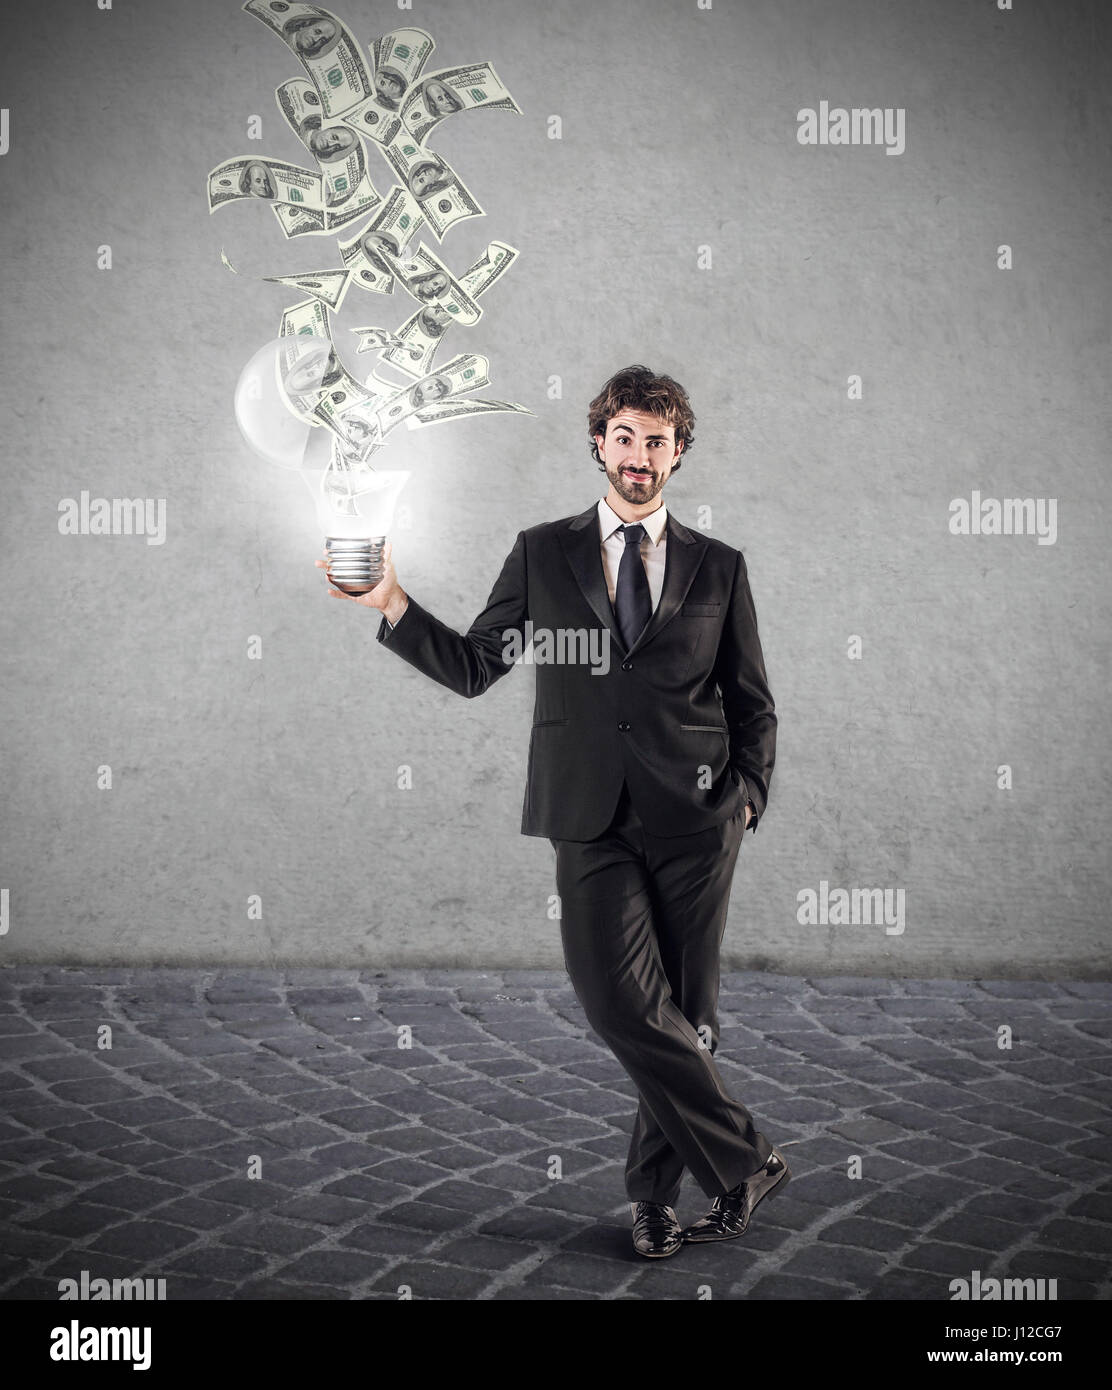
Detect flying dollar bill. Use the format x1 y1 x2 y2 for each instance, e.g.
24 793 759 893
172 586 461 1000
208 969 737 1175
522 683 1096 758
407 397 535 429
265 268 352 312
379 137 483 242
272 202 328 238
336 25 433 142
400 63 521 143
378 304 455 379
314 387 387 462
338 93 403 146
278 298 370 433
370 27 435 107
242 1 372 118
379 241 519 380
337 185 426 294
321 446 388 518
458 241 518 299
350 326 408 353
275 78 378 217
375 242 483 324
374 353 490 439
208 155 324 213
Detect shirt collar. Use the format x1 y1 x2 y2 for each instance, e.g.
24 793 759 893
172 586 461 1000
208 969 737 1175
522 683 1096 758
597 497 668 545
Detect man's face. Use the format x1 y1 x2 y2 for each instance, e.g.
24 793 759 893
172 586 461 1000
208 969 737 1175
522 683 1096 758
311 127 351 157
246 163 273 198
596 408 682 505
425 81 457 116
417 271 449 299
409 162 442 198
360 232 398 269
376 70 405 101
296 20 335 53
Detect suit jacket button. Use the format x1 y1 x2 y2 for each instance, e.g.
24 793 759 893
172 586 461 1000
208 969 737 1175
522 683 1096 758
621 661 632 671
617 720 631 732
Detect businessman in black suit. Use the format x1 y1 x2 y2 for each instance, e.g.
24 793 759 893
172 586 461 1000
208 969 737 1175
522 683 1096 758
318 365 789 1257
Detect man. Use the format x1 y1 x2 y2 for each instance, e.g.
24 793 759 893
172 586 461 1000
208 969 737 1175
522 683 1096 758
317 365 789 1258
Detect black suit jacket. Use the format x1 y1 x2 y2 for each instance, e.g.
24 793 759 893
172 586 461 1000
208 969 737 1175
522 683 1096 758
377 503 776 841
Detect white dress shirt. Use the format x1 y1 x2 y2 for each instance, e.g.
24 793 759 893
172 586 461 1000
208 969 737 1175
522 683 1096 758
597 497 668 614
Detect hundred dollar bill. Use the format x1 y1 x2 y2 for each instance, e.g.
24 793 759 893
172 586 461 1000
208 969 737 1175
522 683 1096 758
272 201 328 238
370 27 435 108
458 241 519 300
350 326 407 353
275 77 379 222
321 448 389 521
376 242 483 324
378 304 455 379
336 25 433 142
208 155 323 212
379 137 483 242
279 299 367 429
264 268 352 312
379 242 519 379
375 353 490 438
314 386 387 462
407 397 535 429
323 177 383 233
339 93 402 146
401 63 522 143
242 1 372 119
337 185 425 294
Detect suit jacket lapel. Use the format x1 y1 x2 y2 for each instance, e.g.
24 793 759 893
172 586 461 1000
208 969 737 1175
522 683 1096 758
558 505 708 656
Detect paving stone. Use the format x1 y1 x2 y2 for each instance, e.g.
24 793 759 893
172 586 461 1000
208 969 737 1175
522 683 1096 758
277 1249 386 1285
784 1243 889 1285
220 1217 322 1254
1036 1218 1112 1254
18 1202 129 1237
371 1260 494 1299
274 1193 369 1226
818 1217 909 1252
87 1220 198 1259
81 1175 182 1212
321 1174 410 1204
522 1252 630 1293
748 1273 848 1299
374 1201 469 1233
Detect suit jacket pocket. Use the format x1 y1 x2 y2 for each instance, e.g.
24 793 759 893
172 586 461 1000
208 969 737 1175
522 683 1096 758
682 602 722 616
681 723 729 733
532 718 569 728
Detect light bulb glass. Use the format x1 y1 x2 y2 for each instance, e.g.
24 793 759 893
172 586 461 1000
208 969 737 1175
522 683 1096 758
234 336 409 593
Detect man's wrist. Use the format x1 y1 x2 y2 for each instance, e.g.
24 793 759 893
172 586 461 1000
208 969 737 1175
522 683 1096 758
383 592 409 627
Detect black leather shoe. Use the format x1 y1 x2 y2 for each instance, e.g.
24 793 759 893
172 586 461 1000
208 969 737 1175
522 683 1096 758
681 1148 791 1243
630 1201 683 1258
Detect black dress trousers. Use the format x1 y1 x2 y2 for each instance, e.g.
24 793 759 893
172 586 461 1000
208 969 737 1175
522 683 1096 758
551 782 772 1206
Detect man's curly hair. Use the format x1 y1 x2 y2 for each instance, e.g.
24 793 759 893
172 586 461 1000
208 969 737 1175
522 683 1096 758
588 364 696 473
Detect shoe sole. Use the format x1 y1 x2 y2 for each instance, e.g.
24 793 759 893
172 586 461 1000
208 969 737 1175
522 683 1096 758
681 1157 792 1243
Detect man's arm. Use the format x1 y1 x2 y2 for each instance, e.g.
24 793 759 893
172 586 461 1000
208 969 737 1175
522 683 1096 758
373 530 529 699
712 550 777 831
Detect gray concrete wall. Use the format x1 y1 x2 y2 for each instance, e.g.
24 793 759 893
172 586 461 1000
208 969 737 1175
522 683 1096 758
0 0 1108 975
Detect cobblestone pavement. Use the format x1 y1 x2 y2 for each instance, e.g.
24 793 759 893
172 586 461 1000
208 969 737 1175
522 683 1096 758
0 967 1109 1301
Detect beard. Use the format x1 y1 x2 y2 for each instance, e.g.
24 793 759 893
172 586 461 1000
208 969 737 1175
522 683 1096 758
604 460 667 505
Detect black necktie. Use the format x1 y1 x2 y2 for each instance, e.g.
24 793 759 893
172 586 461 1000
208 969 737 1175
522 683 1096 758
615 523 651 650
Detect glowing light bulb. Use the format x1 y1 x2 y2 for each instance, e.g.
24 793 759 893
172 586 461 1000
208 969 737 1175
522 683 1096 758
234 335 409 594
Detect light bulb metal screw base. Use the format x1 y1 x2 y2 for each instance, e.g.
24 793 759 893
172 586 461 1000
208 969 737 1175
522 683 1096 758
325 536 387 595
